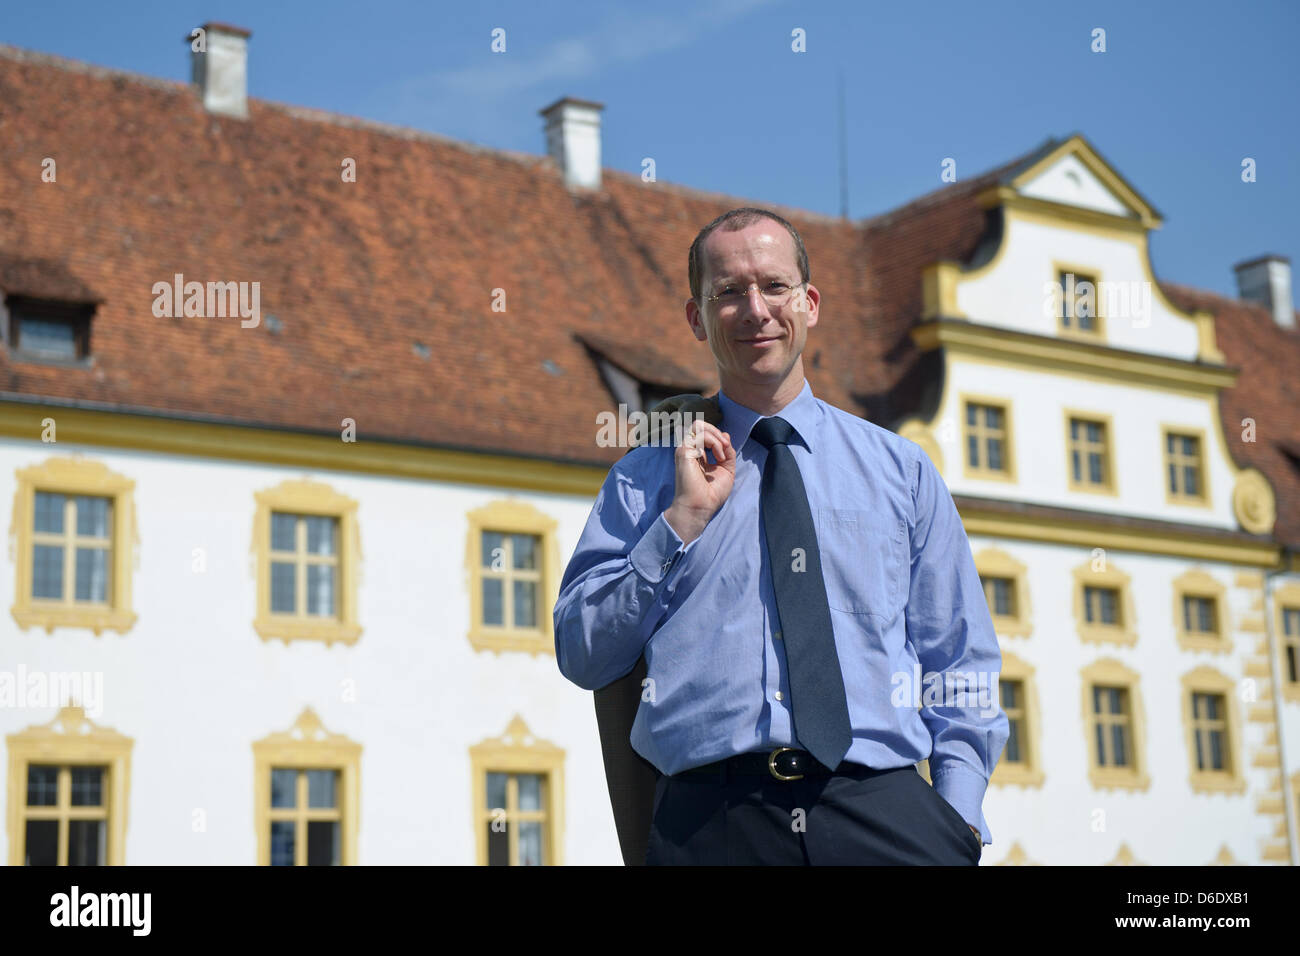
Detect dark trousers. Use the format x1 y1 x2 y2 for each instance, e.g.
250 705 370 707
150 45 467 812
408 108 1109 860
645 762 982 865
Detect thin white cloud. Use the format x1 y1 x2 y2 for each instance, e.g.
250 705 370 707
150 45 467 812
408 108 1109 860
408 0 781 101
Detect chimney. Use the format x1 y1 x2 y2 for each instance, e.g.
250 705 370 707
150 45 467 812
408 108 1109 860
539 97 604 190
1234 255 1294 329
188 22 251 119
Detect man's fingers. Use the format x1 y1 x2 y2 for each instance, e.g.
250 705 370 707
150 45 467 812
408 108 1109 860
688 422 728 462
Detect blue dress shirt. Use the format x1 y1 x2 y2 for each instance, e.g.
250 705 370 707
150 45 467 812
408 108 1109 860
554 379 1009 845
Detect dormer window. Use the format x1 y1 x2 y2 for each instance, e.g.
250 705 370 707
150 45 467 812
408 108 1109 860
5 297 93 362
640 385 681 415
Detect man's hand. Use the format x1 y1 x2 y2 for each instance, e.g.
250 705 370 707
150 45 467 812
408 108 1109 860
664 419 734 545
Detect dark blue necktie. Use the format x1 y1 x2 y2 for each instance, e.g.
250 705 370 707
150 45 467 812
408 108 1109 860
750 416 852 771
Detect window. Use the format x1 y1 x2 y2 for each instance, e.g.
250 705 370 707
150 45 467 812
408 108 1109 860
466 501 560 655
1054 266 1103 337
1081 658 1149 791
1172 569 1230 653
1002 681 1025 763
1284 608 1299 684
253 708 360 865
22 766 109 865
10 457 137 634
1073 558 1137 645
990 652 1044 788
5 296 94 362
484 772 549 866
974 547 1031 638
1092 687 1132 768
1163 429 1209 505
1083 585 1121 626
1180 667 1246 794
270 513 339 617
961 397 1015 481
1273 584 1300 704
984 576 1016 616
1065 414 1115 493
267 769 342 866
5 706 133 865
252 480 361 645
471 715 565 866
1183 595 1216 634
483 531 541 629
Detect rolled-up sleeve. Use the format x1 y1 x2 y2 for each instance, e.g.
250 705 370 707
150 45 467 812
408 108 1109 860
554 455 699 690
905 449 1010 845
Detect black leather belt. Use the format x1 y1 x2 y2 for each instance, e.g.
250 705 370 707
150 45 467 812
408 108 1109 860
679 747 837 781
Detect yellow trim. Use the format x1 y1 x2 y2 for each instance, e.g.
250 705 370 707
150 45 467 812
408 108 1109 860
910 321 1238 394
1179 667 1247 795
973 547 1031 638
1161 425 1211 508
979 187 1152 238
1081 658 1150 792
0 402 608 498
932 190 1230 366
10 456 138 635
959 394 1017 483
990 651 1044 788
1274 584 1300 705
252 707 361 865
1064 409 1117 495
1172 568 1232 654
991 841 1040 866
921 262 963 320
1004 134 1163 228
897 419 944 474
6 705 133 865
1073 557 1138 646
1105 843 1146 865
1193 309 1227 364
957 509 1277 567
465 500 561 656
252 480 362 645
1232 468 1276 536
470 715 565 866
1052 260 1106 342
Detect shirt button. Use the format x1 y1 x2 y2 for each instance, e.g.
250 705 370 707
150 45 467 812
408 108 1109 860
775 691 784 701
773 630 782 641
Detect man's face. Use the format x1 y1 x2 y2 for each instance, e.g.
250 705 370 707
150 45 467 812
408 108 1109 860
685 220 819 396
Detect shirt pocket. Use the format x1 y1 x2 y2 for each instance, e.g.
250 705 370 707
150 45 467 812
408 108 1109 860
815 508 907 619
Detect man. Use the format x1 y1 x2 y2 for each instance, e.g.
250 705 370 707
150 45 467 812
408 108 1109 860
555 207 1008 865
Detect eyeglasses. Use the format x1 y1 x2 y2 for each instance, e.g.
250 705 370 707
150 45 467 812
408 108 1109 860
703 280 806 310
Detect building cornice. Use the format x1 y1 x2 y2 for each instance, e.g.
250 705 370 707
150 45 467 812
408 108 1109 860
911 319 1239 393
0 401 608 496
956 494 1279 567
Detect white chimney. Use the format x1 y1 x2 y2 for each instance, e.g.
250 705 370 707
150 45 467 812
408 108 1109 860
540 97 604 190
188 22 251 119
1234 255 1294 329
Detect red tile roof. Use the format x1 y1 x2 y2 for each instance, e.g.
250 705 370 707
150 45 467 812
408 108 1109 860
1 44 1297 548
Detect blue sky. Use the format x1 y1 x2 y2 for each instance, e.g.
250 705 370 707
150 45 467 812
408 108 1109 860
5 0 1297 299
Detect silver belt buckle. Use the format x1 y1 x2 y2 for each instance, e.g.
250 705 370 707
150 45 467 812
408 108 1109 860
768 746 804 781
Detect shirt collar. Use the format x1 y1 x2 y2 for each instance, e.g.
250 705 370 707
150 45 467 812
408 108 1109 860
717 378 820 453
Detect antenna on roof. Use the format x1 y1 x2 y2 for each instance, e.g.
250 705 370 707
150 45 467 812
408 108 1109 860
837 69 849 220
